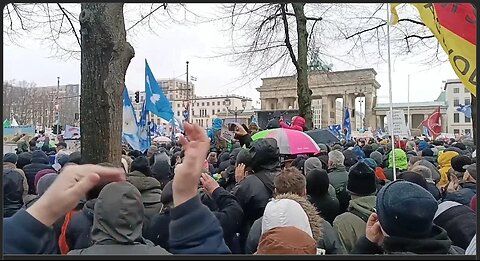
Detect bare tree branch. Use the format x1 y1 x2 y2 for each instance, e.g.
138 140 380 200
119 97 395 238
280 3 299 70
126 3 167 31
57 3 81 47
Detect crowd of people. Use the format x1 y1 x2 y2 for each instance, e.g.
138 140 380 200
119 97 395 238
3 119 477 255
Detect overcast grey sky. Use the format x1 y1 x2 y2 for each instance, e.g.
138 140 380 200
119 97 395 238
3 3 457 107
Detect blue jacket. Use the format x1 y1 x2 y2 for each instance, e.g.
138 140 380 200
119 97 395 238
169 195 231 254
4 210 53 254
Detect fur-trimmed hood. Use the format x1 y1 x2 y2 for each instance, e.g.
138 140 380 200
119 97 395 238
274 193 323 242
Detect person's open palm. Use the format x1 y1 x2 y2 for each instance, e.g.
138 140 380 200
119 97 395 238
27 164 125 227
173 122 211 206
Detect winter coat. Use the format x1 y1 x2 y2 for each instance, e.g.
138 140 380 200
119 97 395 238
415 159 441 183
434 201 476 250
426 181 441 200
438 151 459 187
307 194 340 225
232 169 277 252
245 193 345 254
327 165 350 213
279 116 305 131
351 225 464 255
445 182 477 206
68 183 170 255
3 169 25 218
3 162 29 197
144 209 171 251
333 195 376 253
22 151 52 195
126 171 163 220
66 199 96 250
209 187 244 250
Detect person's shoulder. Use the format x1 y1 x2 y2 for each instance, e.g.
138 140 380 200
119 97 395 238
333 212 357 226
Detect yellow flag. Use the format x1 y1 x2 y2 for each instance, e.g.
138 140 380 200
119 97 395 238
390 3 476 96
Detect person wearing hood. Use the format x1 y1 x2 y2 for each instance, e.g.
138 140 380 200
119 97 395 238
279 115 306 131
257 196 322 255
218 148 243 192
384 148 408 181
22 150 53 195
68 182 170 255
437 151 459 187
127 156 163 226
327 150 351 214
306 169 340 225
16 151 32 170
3 153 29 199
333 161 377 253
410 165 441 200
369 151 387 182
24 173 58 209
4 169 25 218
246 168 345 255
420 148 437 165
351 181 463 255
304 157 337 199
433 201 476 250
232 138 280 253
150 150 173 190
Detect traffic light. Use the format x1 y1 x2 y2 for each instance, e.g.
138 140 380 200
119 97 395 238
134 91 140 103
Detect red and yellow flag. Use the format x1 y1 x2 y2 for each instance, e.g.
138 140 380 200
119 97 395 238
391 3 476 96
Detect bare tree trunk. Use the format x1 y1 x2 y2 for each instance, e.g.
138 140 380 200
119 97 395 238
79 3 134 165
471 93 476 144
292 3 313 129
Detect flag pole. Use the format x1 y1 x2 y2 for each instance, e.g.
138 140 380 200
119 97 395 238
387 3 397 181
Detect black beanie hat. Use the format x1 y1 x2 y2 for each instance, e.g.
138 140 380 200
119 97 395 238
347 161 376 196
451 155 472 173
453 142 467 151
306 169 330 197
3 153 18 164
376 180 438 239
131 156 151 176
343 150 358 168
398 171 428 190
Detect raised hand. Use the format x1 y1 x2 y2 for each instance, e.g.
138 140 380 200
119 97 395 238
173 122 211 207
27 164 125 227
365 212 384 245
200 173 220 196
235 163 246 183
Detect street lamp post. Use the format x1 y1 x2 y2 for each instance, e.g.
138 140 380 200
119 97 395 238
224 97 247 122
359 98 364 130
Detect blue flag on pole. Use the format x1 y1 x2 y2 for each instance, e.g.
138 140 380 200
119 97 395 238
328 124 342 138
343 108 352 141
456 104 472 118
122 87 141 151
145 60 174 121
138 101 150 152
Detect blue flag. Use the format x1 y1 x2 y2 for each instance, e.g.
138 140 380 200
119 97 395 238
343 107 352 141
145 60 174 121
422 126 430 137
456 104 472 118
122 87 141 151
138 101 150 152
328 124 342 138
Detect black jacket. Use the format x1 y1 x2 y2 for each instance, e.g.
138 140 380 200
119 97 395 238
232 170 276 253
434 203 476 250
210 187 243 250
145 209 171 251
66 199 96 250
22 152 52 195
3 169 25 218
307 194 340 225
351 225 464 255
426 182 441 200
245 216 346 255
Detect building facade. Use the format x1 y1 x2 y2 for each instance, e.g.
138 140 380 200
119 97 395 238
3 82 80 128
444 79 473 136
257 69 381 130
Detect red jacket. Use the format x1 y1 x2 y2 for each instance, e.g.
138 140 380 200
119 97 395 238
280 116 305 131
